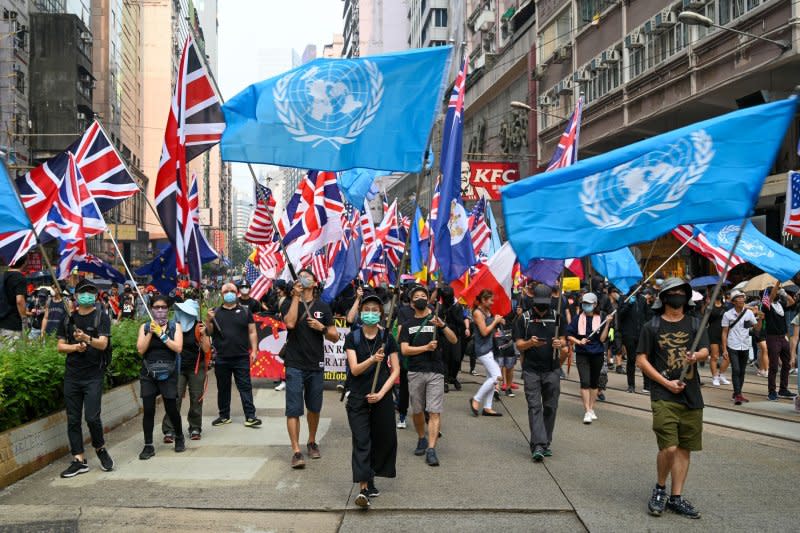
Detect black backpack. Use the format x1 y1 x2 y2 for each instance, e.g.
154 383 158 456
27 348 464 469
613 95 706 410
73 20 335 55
67 304 113 370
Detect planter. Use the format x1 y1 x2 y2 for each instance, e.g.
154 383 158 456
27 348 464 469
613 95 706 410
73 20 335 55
0 381 142 489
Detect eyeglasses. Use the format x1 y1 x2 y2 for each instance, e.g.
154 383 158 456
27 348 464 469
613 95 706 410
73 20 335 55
152 305 168 310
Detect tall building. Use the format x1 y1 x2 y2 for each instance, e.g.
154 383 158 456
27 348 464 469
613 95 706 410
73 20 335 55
407 0 451 48
342 0 410 58
232 188 252 241
0 1 32 175
323 33 344 57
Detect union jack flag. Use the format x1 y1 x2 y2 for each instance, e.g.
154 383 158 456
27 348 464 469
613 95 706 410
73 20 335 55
468 199 491 258
154 35 225 275
0 120 137 263
429 176 441 223
245 184 277 244
672 224 745 276
783 170 800 237
546 97 583 171
182 172 218 284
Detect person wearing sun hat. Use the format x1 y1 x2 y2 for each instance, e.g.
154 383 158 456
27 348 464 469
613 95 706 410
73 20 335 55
162 298 212 442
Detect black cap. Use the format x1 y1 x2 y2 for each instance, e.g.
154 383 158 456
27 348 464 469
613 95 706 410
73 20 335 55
75 278 98 293
532 284 552 304
409 284 428 297
361 293 383 307
299 267 317 280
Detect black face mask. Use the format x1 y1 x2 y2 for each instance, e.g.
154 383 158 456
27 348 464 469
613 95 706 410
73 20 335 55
663 294 687 309
413 298 428 311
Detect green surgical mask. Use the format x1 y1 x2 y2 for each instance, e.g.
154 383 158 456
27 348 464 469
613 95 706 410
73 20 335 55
77 293 96 306
360 311 381 326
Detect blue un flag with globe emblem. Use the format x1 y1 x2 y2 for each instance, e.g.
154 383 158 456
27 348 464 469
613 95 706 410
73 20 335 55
501 97 798 263
221 46 452 173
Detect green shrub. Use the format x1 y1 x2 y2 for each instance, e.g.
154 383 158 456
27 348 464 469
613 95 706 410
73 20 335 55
0 320 144 433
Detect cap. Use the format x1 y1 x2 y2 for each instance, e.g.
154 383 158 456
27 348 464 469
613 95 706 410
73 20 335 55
74 278 98 293
298 267 317 280
729 289 745 300
409 284 429 298
582 292 598 304
361 293 383 308
532 284 552 305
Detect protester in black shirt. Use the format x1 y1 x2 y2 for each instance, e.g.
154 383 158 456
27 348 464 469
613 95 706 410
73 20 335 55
0 256 29 341
618 290 654 393
119 289 136 320
513 284 564 462
637 278 709 519
238 280 263 315
344 293 399 508
762 281 797 400
136 294 185 459
206 283 261 428
162 299 211 441
27 287 49 339
398 285 457 467
42 286 69 336
280 268 338 468
438 286 467 392
56 278 114 477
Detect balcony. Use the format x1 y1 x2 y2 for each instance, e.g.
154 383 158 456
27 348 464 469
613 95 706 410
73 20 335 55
475 9 495 32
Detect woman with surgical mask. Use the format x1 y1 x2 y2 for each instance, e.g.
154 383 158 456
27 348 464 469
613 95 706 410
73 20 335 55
136 295 184 459
566 293 610 425
161 299 211 442
344 293 400 508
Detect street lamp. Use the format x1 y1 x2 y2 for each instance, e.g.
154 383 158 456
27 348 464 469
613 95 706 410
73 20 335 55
510 101 568 121
677 11 790 52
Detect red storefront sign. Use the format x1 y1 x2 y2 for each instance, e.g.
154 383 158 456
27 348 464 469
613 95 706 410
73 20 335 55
212 230 226 253
25 252 42 273
461 161 521 201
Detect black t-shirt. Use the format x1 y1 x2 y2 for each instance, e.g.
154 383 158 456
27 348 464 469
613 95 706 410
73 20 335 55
398 313 445 374
763 304 788 336
120 296 136 319
181 323 201 371
636 315 708 409
344 329 399 398
45 300 67 334
211 305 254 359
57 308 112 376
280 298 333 371
239 297 261 315
513 309 560 373
29 294 47 329
0 271 26 331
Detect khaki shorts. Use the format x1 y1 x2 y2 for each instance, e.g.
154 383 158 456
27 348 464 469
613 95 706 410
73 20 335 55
407 371 444 415
651 400 703 451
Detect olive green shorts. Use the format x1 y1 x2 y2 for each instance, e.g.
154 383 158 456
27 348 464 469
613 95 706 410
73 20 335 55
651 400 703 451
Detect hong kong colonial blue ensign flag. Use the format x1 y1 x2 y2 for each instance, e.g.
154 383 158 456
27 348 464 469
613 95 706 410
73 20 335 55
221 47 452 172
501 97 797 262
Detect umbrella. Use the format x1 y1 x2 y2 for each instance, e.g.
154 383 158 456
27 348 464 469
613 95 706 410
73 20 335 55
689 275 724 288
741 273 779 292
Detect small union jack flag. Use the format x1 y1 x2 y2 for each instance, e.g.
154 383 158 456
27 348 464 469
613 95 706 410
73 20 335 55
546 97 583 171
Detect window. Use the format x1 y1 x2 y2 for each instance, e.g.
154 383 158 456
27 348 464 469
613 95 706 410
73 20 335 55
14 69 24 94
630 46 646 78
433 8 447 28
538 8 572 60
718 0 759 26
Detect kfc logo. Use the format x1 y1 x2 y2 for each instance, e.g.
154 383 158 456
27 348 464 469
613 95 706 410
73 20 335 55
462 161 521 201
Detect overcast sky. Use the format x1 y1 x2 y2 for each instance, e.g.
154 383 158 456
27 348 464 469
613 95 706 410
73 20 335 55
218 0 344 197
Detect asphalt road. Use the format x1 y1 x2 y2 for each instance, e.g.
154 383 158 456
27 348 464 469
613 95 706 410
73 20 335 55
0 363 797 533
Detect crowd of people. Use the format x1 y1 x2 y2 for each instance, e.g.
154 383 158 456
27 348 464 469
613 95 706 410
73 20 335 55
2 253 799 518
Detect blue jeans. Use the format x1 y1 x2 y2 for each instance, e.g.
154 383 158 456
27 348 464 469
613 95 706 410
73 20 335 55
214 358 255 419
285 367 324 417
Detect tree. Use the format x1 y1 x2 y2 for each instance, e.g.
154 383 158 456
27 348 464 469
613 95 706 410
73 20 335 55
229 238 251 268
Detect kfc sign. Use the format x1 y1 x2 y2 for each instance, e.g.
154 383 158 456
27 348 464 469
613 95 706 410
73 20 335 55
461 161 521 201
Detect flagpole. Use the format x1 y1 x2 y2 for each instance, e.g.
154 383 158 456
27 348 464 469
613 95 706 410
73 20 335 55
104 227 155 324
679 218 747 382
552 271 565 362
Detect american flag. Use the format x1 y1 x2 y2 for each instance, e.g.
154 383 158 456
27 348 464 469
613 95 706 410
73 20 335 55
546 97 583 171
244 259 270 300
468 198 491 257
761 287 772 310
783 170 800 237
359 200 378 268
154 35 225 275
0 120 137 263
672 224 745 275
246 242 284 300
245 184 277 244
311 247 329 281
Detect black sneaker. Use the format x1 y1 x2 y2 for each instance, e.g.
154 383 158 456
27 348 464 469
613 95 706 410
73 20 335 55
597 392 606 402
96 447 114 472
425 447 440 466
777 389 797 398
444 382 449 393
174 436 186 453
506 388 515 397
138 445 155 460
453 379 462 391
414 437 428 456
626 386 635 393
531 448 544 462
366 481 380 498
648 485 668 516
244 417 263 428
60 459 89 478
212 416 231 426
354 488 370 508
667 496 701 519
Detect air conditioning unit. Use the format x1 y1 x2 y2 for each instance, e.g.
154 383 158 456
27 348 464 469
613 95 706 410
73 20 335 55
77 112 87 120
558 44 572 61
532 64 546 81
80 73 92 83
538 94 553 107
472 50 486 70
602 49 621 64
655 10 677 30
644 20 655 34
475 9 496 32
682 0 708 10
625 31 645 49
4 10 18 20
557 79 573 95
575 68 592 83
80 31 93 43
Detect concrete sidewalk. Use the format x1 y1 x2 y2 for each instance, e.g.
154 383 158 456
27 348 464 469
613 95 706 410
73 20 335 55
0 368 797 532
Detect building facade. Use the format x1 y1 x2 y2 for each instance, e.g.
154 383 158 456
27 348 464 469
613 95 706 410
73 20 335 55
0 0 32 175
343 0 410 58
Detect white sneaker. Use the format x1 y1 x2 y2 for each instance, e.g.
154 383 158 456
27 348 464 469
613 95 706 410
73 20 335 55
274 382 286 391
718 375 730 385
712 375 720 386
583 412 593 424
589 410 598 421
396 417 407 429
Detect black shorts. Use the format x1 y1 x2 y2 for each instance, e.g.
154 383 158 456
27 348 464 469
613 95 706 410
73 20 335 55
575 353 603 389
140 373 178 399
